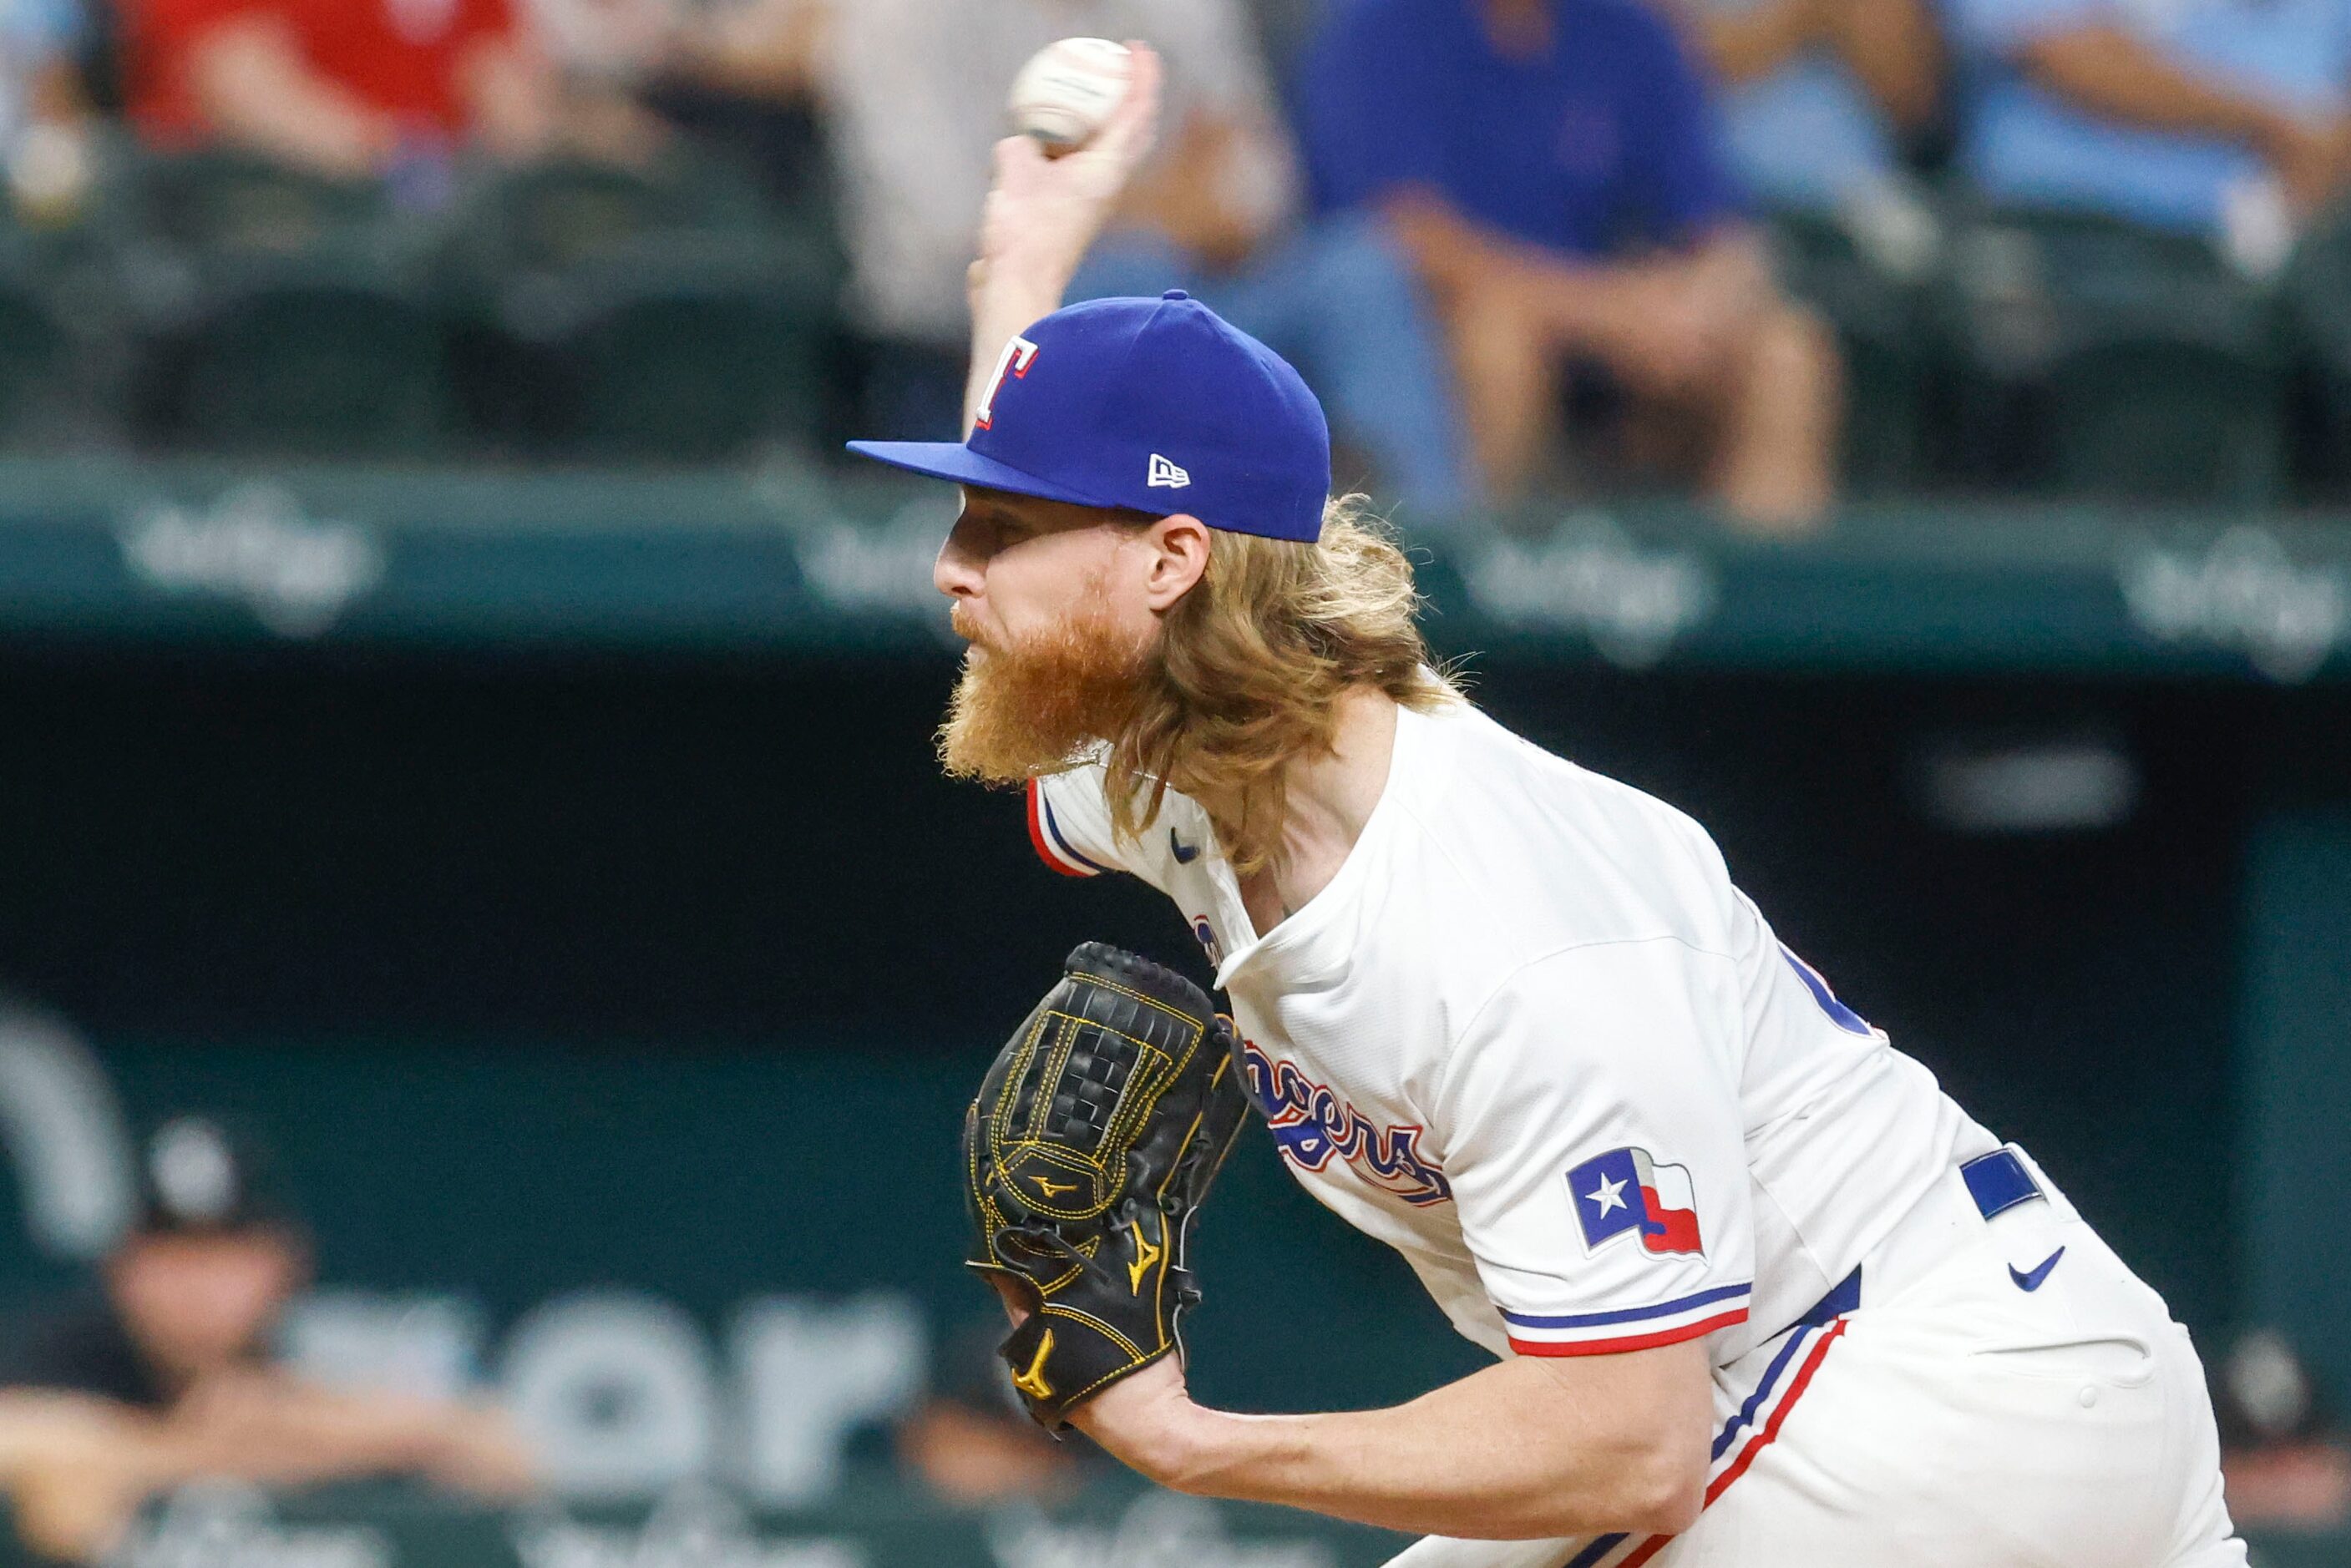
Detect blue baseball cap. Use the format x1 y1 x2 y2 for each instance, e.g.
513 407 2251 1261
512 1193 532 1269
847 292 1332 543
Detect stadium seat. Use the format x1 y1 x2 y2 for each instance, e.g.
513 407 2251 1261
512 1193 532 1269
438 155 841 462
0 212 71 444
2283 205 2351 497
1764 206 1933 494
1935 206 2287 503
115 149 448 458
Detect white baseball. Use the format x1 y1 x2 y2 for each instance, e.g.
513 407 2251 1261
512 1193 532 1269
1006 38 1133 155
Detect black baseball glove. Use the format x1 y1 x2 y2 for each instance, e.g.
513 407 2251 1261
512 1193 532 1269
963 942 1252 1428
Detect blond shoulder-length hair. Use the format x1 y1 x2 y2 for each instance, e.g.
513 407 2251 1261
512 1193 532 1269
1102 495 1462 876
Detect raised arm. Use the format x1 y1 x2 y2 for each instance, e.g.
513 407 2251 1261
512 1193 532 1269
184 13 395 178
963 43 1166 433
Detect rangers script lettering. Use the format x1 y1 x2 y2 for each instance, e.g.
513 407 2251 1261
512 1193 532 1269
1239 1039 1451 1207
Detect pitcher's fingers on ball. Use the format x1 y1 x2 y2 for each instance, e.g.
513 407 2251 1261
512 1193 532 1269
1092 42 1163 169
1008 37 1132 154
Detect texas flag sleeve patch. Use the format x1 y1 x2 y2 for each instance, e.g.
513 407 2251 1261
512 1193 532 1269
1497 1146 1746 1357
1569 1146 1705 1257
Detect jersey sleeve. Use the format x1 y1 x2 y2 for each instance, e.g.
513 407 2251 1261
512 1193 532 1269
1025 766 1127 880
1435 941 1755 1357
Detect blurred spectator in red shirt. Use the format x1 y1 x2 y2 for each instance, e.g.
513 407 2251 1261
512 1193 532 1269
120 0 565 178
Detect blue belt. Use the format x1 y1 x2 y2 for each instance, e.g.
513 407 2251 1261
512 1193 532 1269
1795 1148 2046 1329
1959 1147 2045 1220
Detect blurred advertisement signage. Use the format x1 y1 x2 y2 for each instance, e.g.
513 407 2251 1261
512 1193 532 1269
118 483 386 637
2121 526 2350 683
1460 513 1718 669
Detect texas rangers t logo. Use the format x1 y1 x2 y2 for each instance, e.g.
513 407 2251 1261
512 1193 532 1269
1569 1146 1704 1257
975 336 1040 431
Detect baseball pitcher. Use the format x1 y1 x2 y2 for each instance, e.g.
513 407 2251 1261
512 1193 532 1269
847 48 2247 1565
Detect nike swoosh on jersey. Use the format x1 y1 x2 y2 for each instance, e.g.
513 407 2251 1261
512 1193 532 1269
1168 828 1200 864
2009 1247 2065 1292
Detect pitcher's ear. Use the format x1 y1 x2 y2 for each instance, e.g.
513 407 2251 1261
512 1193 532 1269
1141 513 1211 611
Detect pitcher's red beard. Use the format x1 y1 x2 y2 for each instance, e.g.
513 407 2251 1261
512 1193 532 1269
939 599 1152 783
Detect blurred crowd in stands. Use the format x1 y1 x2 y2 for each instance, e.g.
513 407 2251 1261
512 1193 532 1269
8 0 2351 529
3 1114 2343 1565
0 1117 1132 1564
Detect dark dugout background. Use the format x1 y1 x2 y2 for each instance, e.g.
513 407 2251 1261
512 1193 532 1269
0 638 2323 1412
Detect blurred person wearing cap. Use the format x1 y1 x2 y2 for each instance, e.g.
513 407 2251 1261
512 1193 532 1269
896 1317 1093 1506
1298 0 1842 532
0 1117 532 1565
2212 1329 2351 1530
841 48 2243 1565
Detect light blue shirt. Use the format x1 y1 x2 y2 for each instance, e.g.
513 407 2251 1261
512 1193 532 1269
1695 0 1902 210
0 0 81 140
1953 0 2351 233
5 0 77 50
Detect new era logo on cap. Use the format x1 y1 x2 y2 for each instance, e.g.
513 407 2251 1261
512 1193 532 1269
844 291 1332 543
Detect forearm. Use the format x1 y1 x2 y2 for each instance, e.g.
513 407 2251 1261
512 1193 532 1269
1680 0 1821 88
1120 113 1285 271
965 262 1069 436
190 21 392 177
461 40 560 161
2019 26 2286 147
244 1388 529 1491
417 1404 537 1497
0 1394 193 1563
1381 188 1525 306
1381 189 1652 348
1827 0 1942 133
1100 1353 1706 1540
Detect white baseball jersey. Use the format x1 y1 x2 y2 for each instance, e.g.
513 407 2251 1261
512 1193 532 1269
1026 696 1998 1364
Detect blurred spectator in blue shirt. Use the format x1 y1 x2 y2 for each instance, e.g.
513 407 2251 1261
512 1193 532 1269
1659 0 1943 214
1303 0 1841 530
1951 0 2351 260
726 0 1474 518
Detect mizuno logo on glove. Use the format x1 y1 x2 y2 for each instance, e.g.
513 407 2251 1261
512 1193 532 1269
962 943 1252 1428
1012 1331 1056 1401
1128 1221 1165 1293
